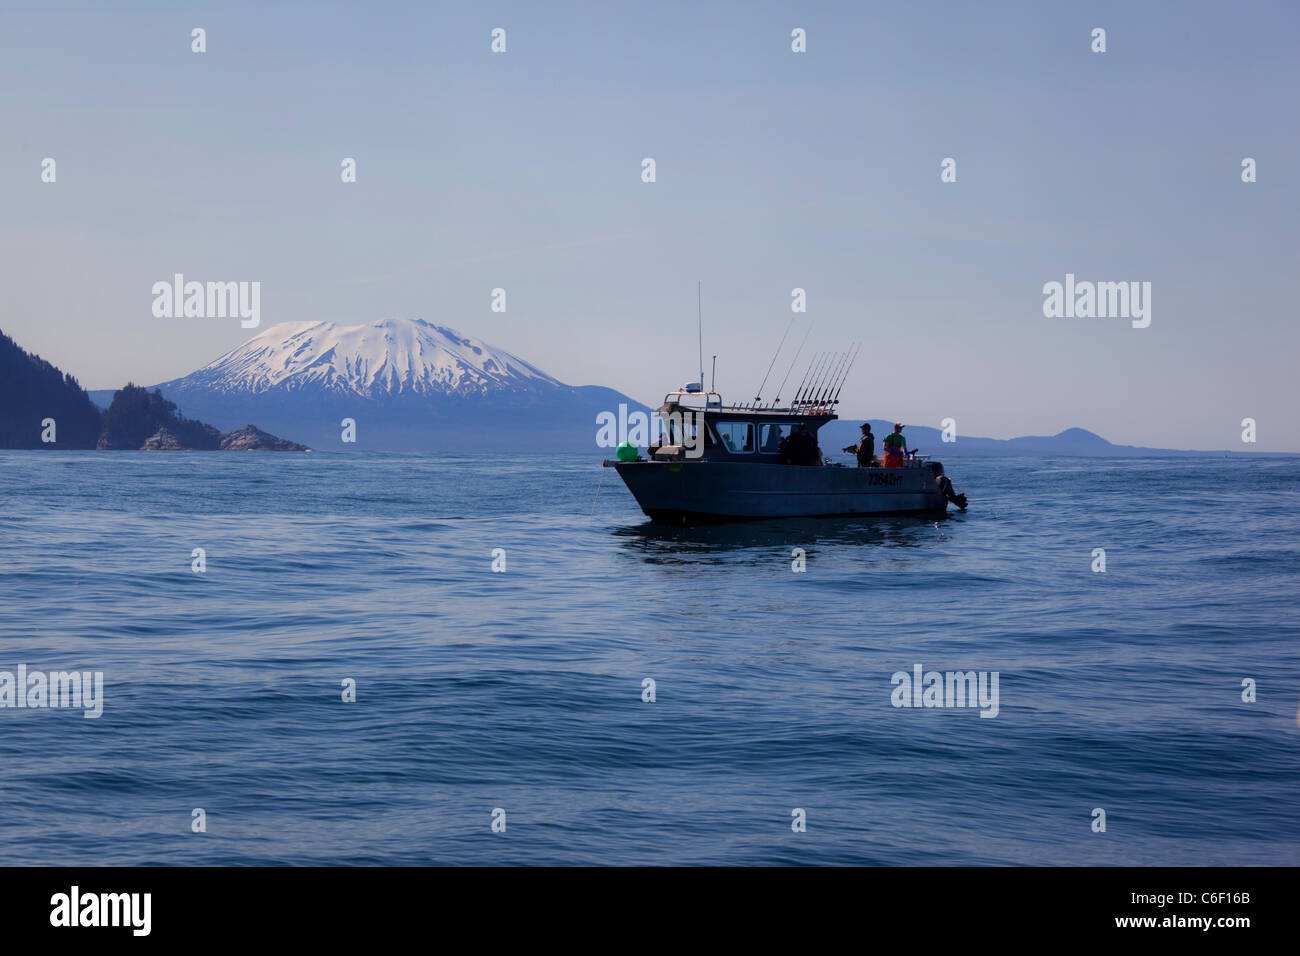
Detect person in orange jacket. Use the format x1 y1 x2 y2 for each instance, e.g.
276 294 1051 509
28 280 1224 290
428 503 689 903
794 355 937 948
882 423 907 468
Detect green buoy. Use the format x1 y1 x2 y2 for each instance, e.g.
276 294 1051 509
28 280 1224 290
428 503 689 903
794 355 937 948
616 441 638 462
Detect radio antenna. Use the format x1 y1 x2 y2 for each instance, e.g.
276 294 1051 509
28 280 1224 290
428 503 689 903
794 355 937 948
697 281 704 388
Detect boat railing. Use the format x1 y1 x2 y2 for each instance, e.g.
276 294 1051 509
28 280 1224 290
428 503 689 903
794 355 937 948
662 389 723 411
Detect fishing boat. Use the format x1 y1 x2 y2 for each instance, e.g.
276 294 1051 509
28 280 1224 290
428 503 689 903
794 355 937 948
603 375 968 524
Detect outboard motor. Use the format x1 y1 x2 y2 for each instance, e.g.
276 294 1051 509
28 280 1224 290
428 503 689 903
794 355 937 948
936 472 968 510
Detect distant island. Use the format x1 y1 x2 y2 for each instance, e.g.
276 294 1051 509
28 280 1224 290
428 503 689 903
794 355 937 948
0 330 309 451
814 420 1271 459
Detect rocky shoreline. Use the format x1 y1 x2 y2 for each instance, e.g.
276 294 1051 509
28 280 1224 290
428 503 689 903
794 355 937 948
3 328 313 452
140 423 311 451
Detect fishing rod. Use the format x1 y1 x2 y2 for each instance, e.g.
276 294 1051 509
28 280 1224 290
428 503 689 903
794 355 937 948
819 346 851 405
828 343 861 406
754 315 797 404
810 350 839 406
791 352 820 406
796 352 829 407
813 350 848 408
822 347 856 406
832 344 861 401
773 323 813 405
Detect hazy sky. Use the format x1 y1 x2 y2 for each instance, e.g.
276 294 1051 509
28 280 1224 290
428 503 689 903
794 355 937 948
2 0 1297 450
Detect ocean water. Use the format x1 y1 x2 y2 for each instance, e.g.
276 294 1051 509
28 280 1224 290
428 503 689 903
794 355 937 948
0 451 1297 866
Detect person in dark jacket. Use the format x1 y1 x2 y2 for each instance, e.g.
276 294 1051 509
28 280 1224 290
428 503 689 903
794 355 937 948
782 424 821 465
843 423 875 467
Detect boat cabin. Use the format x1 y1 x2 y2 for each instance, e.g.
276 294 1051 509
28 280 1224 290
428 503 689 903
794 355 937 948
649 385 837 463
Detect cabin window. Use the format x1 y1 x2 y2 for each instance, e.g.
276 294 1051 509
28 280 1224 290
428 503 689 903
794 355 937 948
667 418 700 446
716 421 754 453
759 423 791 453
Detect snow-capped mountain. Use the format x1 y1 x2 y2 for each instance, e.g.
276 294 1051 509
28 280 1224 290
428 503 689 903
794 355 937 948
119 317 646 452
165 318 563 398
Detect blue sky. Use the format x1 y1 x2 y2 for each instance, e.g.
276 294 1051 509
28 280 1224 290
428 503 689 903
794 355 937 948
2 0 1297 450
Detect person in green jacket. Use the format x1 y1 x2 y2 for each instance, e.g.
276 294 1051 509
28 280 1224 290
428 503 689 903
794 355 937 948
883 423 908 467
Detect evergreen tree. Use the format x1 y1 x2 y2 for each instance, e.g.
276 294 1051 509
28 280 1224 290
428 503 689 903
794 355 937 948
97 384 221 449
0 329 103 449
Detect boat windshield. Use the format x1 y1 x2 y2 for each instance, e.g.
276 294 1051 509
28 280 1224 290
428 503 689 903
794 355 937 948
667 417 702 446
716 421 754 452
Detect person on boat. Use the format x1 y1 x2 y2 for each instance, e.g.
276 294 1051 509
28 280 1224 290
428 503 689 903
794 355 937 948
883 423 908 468
787 424 808 464
801 424 824 465
781 424 821 465
843 423 875 467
